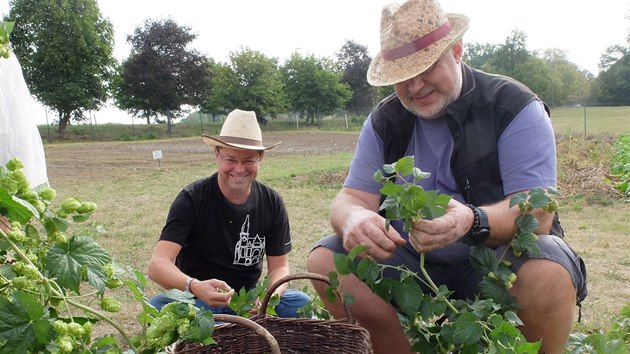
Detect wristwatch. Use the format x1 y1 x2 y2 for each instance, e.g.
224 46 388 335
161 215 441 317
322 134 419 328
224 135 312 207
184 276 196 293
461 204 490 246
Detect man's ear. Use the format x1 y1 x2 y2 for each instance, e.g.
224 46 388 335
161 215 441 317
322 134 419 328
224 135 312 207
452 40 464 63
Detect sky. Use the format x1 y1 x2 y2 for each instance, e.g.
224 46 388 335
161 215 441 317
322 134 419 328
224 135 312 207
2 0 629 124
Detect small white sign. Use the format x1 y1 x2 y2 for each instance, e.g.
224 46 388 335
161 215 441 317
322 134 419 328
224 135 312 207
152 150 163 160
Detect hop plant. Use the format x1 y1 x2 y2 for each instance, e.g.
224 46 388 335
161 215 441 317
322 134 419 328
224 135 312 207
0 21 12 59
100 296 122 312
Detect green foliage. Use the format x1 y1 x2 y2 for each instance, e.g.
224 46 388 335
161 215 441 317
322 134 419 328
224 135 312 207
115 18 210 129
373 156 451 231
336 40 378 114
0 21 13 58
203 48 287 121
228 277 280 318
609 135 630 199
0 158 141 352
595 46 630 106
7 0 116 136
566 302 630 354
139 302 216 350
464 30 594 107
332 156 567 353
0 158 233 352
280 52 352 122
296 285 332 320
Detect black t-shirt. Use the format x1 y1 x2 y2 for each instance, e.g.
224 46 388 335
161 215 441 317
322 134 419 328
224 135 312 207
159 173 292 291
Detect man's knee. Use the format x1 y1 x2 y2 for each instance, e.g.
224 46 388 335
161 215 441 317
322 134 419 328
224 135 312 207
308 233 344 273
512 259 576 306
306 246 333 273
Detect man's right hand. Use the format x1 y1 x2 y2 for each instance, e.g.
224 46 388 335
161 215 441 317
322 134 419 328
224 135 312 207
341 208 406 261
331 188 406 261
189 278 234 307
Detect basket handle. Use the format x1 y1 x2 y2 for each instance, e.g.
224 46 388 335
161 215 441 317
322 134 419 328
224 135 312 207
258 272 355 323
211 314 281 354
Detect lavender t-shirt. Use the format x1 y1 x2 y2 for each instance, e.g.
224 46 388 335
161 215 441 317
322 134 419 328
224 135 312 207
344 101 556 262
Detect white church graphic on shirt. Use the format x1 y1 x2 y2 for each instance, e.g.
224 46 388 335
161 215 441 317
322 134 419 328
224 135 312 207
233 215 265 266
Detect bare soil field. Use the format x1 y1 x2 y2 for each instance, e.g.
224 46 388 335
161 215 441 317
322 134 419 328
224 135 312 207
44 131 359 184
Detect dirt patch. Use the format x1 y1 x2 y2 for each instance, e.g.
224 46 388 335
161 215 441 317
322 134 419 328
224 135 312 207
44 132 620 203
556 136 621 203
44 131 359 183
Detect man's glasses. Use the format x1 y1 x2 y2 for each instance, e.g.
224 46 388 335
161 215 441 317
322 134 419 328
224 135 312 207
216 150 261 167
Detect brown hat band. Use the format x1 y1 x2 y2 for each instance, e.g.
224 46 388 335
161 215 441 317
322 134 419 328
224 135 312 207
382 21 452 61
219 136 263 147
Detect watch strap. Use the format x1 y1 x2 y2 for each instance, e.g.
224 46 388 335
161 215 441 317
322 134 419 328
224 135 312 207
462 204 490 246
465 204 480 236
184 276 196 293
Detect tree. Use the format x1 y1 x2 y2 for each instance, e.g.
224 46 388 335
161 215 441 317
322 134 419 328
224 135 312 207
516 55 553 105
596 55 630 105
599 45 628 72
485 30 531 78
541 49 589 106
594 11 630 106
6 0 115 137
115 18 210 135
202 47 286 124
336 40 376 115
463 42 498 70
280 53 351 125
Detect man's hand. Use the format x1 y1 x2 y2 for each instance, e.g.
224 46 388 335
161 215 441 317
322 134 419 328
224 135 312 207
408 199 473 253
341 208 406 260
189 278 234 307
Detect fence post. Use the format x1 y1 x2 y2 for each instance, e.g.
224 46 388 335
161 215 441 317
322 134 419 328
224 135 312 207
583 106 586 137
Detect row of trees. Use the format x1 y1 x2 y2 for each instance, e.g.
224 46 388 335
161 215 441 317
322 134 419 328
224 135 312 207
4 0 630 136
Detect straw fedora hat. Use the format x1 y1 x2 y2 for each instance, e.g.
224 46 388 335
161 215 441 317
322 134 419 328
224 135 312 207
367 0 469 86
202 109 280 151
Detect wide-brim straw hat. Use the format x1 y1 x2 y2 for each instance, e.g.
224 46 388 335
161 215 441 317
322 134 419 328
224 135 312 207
367 0 469 86
202 109 280 151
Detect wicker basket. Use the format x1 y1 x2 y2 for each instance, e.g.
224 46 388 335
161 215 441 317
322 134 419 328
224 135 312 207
176 272 373 354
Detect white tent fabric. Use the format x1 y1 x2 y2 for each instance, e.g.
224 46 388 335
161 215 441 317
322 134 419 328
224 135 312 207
0 52 48 189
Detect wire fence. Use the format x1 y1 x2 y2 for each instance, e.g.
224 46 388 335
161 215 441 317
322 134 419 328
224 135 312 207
37 106 629 144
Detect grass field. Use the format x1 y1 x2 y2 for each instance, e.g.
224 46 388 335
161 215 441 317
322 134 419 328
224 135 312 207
40 130 630 346
551 106 630 136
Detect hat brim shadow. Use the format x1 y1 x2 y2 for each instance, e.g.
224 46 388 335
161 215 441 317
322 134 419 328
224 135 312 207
202 134 280 151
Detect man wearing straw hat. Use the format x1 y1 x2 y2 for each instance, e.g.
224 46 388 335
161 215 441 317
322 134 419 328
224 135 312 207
148 109 309 318
307 0 587 353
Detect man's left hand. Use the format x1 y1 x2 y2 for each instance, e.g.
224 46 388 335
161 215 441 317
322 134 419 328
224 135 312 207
408 199 474 253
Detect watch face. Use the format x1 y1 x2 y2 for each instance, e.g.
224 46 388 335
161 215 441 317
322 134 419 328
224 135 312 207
468 228 490 246
476 229 490 239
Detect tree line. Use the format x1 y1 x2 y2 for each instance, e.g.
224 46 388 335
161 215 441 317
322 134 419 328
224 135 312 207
4 0 630 136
